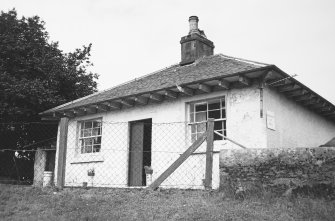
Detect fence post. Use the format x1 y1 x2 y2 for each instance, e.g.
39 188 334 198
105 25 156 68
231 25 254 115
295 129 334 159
56 117 69 189
205 118 214 189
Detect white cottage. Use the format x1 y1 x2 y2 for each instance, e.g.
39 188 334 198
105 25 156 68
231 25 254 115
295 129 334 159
41 16 335 189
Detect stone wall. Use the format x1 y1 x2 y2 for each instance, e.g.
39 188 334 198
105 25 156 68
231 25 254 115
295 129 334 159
220 147 335 198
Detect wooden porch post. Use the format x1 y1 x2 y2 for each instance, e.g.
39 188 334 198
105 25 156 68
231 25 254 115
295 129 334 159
204 118 214 189
56 117 69 189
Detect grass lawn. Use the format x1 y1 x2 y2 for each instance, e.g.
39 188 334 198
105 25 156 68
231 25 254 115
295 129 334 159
0 184 334 221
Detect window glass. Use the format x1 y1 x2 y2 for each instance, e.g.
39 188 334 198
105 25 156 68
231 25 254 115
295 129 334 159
191 134 196 143
84 121 92 129
195 103 207 112
93 137 101 144
189 98 226 142
221 109 226 118
79 119 102 154
191 124 196 133
221 99 225 108
197 123 206 133
93 121 101 128
189 113 194 122
195 112 207 122
92 128 101 136
214 130 223 140
208 101 220 110
93 145 100 153
214 121 223 130
208 110 220 119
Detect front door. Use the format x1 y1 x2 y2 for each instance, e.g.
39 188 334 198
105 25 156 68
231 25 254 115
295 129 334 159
129 122 144 186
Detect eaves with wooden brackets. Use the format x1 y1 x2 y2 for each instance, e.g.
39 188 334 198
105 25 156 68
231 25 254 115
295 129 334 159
266 66 335 122
40 68 278 120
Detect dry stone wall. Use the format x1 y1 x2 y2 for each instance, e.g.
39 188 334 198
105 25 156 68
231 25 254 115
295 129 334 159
220 147 335 198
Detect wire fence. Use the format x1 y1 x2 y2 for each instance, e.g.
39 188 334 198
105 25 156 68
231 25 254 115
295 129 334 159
1 120 222 189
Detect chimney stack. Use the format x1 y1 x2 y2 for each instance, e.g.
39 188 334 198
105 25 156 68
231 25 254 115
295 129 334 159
180 16 214 66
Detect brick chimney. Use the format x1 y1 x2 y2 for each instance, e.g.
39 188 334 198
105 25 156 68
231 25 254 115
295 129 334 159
180 16 214 65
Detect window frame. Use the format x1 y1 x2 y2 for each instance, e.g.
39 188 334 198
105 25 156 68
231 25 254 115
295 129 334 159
78 118 102 154
188 97 226 142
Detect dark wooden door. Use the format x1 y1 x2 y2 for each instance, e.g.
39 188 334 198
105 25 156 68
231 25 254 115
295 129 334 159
129 122 144 186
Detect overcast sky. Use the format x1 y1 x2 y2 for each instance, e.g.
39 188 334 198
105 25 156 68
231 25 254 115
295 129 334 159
2 0 335 103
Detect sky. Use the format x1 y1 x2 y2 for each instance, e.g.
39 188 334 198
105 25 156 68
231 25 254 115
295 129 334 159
2 0 335 103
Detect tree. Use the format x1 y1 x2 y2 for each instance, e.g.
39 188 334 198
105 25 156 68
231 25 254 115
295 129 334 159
0 9 99 183
0 9 99 122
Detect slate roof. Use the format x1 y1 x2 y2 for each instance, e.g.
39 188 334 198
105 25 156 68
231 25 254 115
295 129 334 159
41 54 271 114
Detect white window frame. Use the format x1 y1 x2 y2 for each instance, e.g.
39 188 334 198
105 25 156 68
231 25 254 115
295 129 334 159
78 118 102 154
189 97 226 142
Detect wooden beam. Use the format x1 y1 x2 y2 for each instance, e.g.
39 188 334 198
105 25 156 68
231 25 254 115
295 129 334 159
311 102 326 109
134 96 148 105
105 101 121 109
286 89 307 98
72 109 85 116
294 94 314 102
94 104 110 112
261 70 277 82
268 78 292 87
148 132 207 190
53 112 62 118
62 111 74 118
164 90 178 99
238 75 251 86
149 93 163 102
204 119 214 190
319 107 332 113
278 84 300 93
259 70 275 87
176 85 193 96
56 117 69 189
198 83 211 93
120 99 134 107
218 79 230 89
323 111 335 117
41 117 59 121
303 98 320 106
81 106 96 114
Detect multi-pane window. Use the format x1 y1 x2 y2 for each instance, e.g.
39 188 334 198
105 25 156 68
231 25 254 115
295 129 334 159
189 98 226 142
79 119 102 154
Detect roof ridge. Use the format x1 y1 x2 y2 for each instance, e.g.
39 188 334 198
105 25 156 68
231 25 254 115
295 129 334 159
218 54 271 67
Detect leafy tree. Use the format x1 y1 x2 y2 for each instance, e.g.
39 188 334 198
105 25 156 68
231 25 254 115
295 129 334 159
0 9 99 182
0 9 99 122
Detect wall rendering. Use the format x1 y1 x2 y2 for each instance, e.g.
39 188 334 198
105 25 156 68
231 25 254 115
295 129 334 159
55 84 266 189
264 86 335 148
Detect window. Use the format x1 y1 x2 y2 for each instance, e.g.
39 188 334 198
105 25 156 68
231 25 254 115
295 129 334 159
189 98 226 142
79 119 102 154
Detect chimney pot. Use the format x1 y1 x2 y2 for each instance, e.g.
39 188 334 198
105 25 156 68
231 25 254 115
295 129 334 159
189 16 199 34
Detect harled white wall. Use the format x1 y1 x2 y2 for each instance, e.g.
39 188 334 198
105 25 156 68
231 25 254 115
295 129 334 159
59 83 266 189
264 86 335 148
